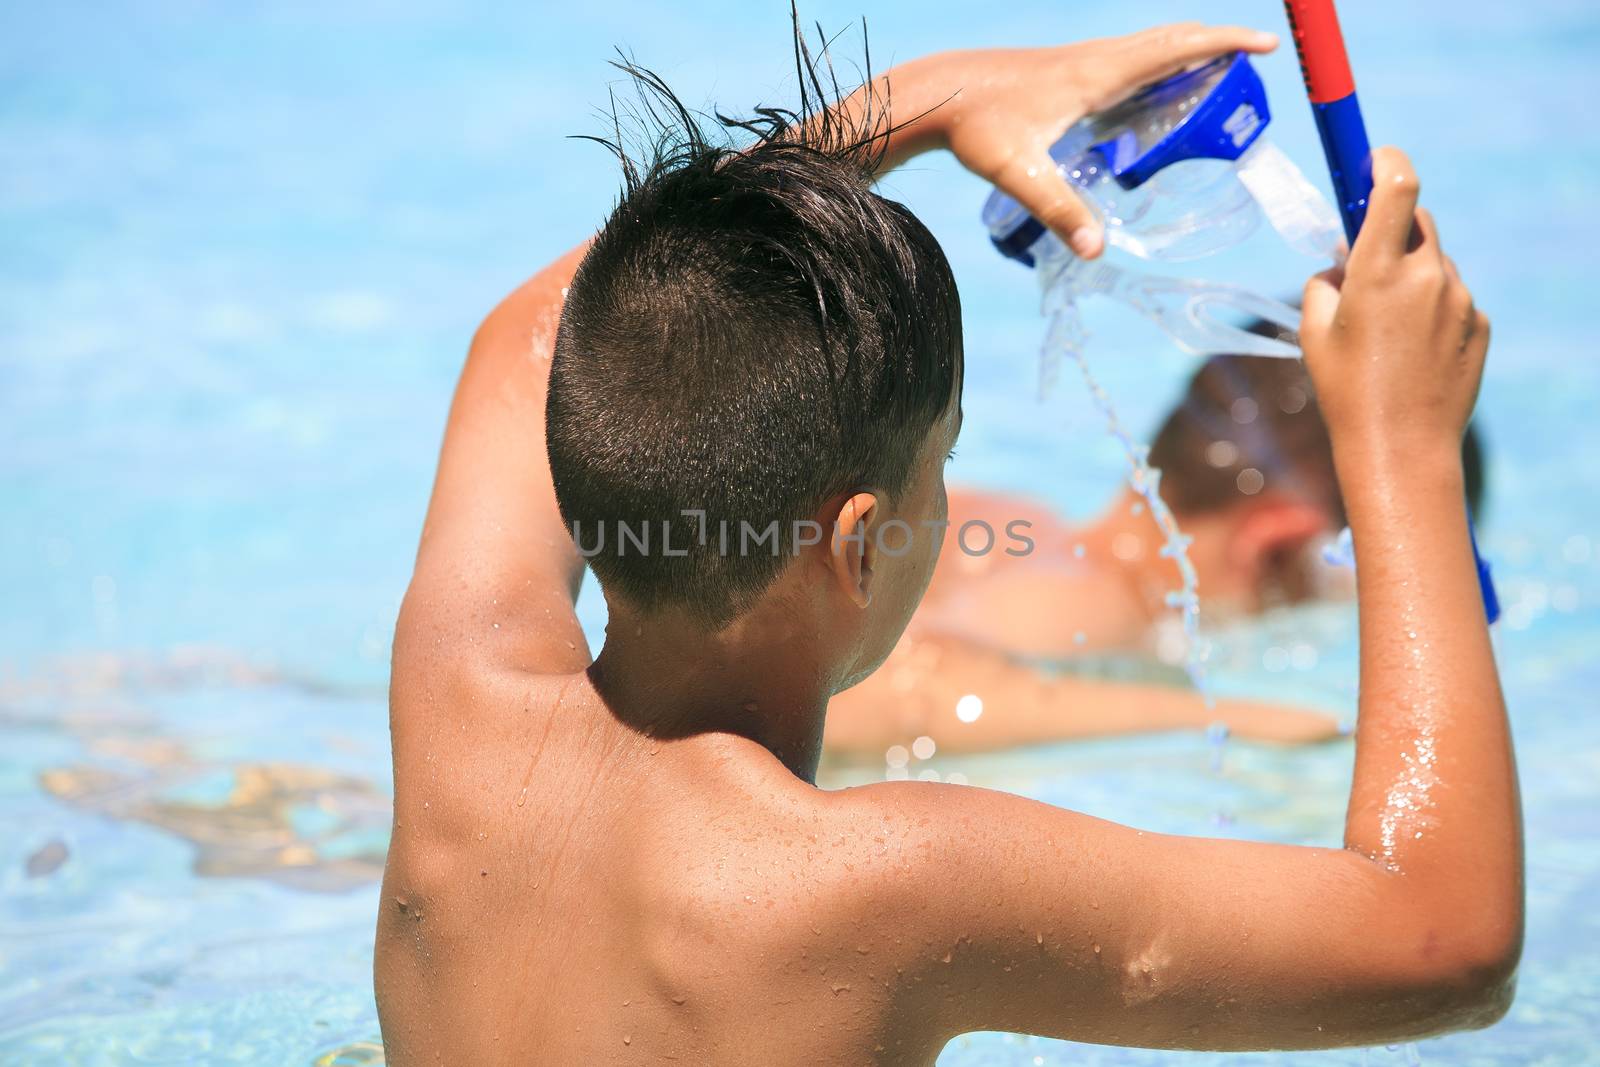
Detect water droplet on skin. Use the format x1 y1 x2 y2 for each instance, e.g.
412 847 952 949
516 788 528 807
622 1035 631 1045
1092 943 1101 954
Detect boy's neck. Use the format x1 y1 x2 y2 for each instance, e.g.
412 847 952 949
588 601 832 783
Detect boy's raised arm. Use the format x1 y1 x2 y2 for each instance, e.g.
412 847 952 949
847 149 1518 1050
398 244 593 676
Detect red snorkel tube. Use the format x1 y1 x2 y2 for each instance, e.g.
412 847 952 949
1282 0 1501 622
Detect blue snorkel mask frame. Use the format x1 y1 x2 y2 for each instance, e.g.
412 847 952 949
1091 51 1270 189
989 52 1272 266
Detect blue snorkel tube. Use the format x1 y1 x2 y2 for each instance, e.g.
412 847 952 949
1282 0 1501 623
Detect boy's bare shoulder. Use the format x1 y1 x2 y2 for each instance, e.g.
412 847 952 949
655 757 1012 962
613 752 1000 1050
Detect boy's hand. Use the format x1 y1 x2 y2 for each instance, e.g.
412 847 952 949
909 23 1278 258
1300 147 1490 464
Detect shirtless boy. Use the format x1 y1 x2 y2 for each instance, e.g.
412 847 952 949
376 21 1520 1064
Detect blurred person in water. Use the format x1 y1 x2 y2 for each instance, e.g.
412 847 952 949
825 351 1486 753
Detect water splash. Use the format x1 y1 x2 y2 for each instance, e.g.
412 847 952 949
1038 261 1213 703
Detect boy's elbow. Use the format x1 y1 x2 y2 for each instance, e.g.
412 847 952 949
1406 913 1523 1035
1444 922 1522 1029
1461 968 1518 1032
1343 875 1523 1043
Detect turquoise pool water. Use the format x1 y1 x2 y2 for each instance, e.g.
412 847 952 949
3 1 1597 1062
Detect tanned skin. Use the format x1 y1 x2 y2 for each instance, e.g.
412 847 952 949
376 23 1520 1065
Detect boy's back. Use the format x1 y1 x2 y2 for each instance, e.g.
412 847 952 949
376 21 1520 1065
379 664 961 1064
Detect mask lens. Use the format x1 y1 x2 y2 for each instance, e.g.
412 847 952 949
1108 158 1262 261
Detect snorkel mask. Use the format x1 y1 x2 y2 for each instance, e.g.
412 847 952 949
982 53 1344 359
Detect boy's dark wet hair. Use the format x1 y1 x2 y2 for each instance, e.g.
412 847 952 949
1151 352 1486 525
547 27 961 625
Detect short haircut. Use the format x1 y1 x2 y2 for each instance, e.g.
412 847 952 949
1150 352 1486 525
547 28 962 625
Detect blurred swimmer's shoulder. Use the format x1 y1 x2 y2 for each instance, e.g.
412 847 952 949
945 486 1062 535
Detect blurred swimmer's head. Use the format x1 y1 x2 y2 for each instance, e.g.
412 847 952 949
1150 345 1485 612
547 29 962 686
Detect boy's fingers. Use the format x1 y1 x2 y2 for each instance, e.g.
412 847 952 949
1301 266 1344 330
1111 23 1278 88
1473 309 1492 351
1411 206 1444 260
998 154 1103 257
1353 146 1421 264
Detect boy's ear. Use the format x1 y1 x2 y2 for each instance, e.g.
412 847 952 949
828 491 881 609
1228 497 1331 587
